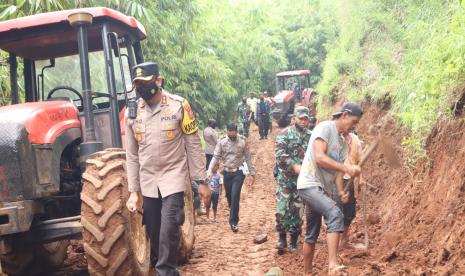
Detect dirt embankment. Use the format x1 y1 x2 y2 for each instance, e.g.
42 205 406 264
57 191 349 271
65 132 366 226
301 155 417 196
317 103 465 275
356 104 465 275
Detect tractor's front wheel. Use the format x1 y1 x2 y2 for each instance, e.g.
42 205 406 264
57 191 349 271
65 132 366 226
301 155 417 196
81 148 196 275
80 149 150 276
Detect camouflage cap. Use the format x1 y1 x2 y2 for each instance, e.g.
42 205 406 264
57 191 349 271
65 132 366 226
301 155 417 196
294 106 310 118
132 62 159 82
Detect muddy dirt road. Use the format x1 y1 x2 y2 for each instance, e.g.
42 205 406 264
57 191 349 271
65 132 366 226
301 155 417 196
178 123 383 275
179 124 279 275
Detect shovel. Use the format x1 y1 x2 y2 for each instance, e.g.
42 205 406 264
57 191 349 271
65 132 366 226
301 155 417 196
344 137 400 251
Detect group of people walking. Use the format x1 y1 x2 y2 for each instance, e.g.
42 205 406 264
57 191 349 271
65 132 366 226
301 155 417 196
236 92 273 139
124 61 364 275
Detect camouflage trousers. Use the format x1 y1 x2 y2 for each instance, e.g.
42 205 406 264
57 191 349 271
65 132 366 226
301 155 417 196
275 179 304 235
238 120 250 137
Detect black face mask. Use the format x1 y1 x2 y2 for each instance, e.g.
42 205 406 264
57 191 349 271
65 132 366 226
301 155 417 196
228 135 237 141
137 82 159 101
242 99 247 103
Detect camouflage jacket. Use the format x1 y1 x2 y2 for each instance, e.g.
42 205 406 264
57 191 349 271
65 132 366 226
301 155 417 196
236 102 250 122
275 125 312 180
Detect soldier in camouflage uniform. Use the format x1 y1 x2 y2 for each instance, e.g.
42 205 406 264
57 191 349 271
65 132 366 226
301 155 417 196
236 95 251 137
275 106 312 253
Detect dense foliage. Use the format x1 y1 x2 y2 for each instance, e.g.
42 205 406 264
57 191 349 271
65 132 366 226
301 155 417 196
1 0 464 160
315 0 465 161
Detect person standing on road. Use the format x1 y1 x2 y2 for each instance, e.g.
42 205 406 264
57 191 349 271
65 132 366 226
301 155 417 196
247 92 258 125
264 91 274 133
125 62 211 275
275 106 313 254
206 163 223 222
297 102 363 274
236 95 251 138
257 92 271 139
208 123 256 232
203 118 218 169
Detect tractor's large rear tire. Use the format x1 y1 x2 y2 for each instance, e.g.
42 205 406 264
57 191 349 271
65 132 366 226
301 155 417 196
177 182 195 263
81 149 150 276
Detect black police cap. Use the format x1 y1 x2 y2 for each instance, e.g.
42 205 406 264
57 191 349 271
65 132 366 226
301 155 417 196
132 62 159 82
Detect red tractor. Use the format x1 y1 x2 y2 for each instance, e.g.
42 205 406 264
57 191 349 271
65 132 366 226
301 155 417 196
0 8 194 275
271 70 317 127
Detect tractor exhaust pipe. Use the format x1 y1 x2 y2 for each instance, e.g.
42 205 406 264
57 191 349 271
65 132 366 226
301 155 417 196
69 12 103 159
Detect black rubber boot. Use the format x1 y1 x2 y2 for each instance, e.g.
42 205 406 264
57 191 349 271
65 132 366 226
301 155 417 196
276 232 287 254
289 232 299 253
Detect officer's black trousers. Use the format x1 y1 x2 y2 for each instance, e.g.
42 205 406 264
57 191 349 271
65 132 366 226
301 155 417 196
205 154 213 170
223 170 246 226
258 113 270 138
143 192 185 276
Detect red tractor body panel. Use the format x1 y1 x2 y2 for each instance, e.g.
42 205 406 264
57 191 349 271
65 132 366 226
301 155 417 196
0 7 146 35
0 7 146 59
275 70 311 78
0 101 80 144
273 90 295 104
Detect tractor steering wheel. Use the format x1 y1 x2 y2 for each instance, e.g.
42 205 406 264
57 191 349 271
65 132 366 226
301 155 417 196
47 86 83 109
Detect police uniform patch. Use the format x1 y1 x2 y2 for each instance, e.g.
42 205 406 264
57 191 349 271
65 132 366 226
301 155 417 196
162 121 177 130
165 130 174 139
181 99 198 135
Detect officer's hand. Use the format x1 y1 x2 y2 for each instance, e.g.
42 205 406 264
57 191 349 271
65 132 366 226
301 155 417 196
198 183 212 207
126 192 139 212
339 191 349 204
250 175 256 187
292 164 301 175
206 171 213 180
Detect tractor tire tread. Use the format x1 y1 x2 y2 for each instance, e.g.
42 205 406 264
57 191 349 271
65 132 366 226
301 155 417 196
81 149 149 276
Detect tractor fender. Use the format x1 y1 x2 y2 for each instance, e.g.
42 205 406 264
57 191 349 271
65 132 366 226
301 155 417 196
0 101 81 144
24 101 81 144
